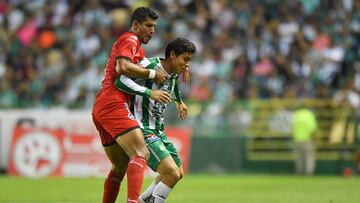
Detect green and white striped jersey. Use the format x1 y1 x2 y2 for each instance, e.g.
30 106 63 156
115 57 182 132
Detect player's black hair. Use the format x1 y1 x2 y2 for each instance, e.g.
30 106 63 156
165 38 197 58
131 7 158 24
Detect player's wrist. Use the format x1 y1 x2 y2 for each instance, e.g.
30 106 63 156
148 69 156 79
144 88 152 98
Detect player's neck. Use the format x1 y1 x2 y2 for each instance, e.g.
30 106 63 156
128 29 140 43
128 28 135 34
160 59 172 74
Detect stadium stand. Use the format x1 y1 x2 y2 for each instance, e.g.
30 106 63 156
0 0 359 109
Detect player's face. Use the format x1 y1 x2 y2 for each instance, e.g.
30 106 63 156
136 18 157 44
171 52 193 74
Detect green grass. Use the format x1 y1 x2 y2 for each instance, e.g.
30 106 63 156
0 174 359 203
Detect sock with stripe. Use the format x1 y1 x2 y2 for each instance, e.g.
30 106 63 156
127 156 147 203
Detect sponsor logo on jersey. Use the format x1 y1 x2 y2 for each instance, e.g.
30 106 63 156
146 134 160 143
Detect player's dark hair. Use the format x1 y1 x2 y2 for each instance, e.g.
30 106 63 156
131 7 158 24
165 38 197 58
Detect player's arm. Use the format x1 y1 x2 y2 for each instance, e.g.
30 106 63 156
176 100 187 120
114 75 171 104
116 58 149 78
174 79 187 119
114 38 167 83
116 58 167 84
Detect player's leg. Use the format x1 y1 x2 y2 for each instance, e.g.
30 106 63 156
151 157 181 203
141 164 183 193
140 132 172 203
92 112 128 203
142 165 183 203
93 102 149 203
116 128 149 203
103 143 129 203
178 165 184 180
142 133 182 203
139 175 161 203
156 157 181 187
158 133 184 187
139 160 179 203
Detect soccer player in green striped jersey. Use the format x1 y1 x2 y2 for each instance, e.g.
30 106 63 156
115 38 196 203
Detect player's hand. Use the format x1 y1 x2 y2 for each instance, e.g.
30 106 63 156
150 90 171 104
154 68 167 84
176 101 188 119
182 66 190 84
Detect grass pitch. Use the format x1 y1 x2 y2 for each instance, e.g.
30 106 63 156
0 174 359 203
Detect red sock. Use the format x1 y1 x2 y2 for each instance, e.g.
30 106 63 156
127 156 146 203
103 170 124 203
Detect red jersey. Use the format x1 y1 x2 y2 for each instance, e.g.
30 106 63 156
97 31 145 103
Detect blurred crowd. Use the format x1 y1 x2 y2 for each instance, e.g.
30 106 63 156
0 0 359 109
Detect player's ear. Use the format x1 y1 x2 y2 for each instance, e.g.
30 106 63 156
170 51 176 59
132 20 140 31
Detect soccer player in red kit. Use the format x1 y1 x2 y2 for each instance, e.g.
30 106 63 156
92 7 172 203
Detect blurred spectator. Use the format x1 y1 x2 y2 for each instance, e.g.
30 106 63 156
292 102 318 175
0 0 358 112
38 29 56 49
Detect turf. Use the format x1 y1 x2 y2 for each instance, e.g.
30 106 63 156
0 174 359 203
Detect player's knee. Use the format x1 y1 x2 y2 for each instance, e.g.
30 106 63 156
178 169 184 180
143 150 150 160
166 168 181 183
111 165 125 175
140 146 150 160
131 146 150 160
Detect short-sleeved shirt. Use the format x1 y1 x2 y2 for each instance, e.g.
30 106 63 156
96 31 145 103
292 108 317 143
114 57 182 132
92 32 145 146
114 57 183 169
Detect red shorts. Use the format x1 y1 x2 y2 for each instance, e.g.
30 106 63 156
92 100 139 146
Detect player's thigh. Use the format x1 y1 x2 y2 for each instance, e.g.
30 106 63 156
162 134 182 168
116 128 149 158
94 101 147 158
92 112 116 146
94 101 140 142
146 137 178 173
103 143 129 175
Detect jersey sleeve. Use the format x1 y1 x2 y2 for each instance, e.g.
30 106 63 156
115 37 138 62
139 58 152 68
139 57 159 70
114 75 152 98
